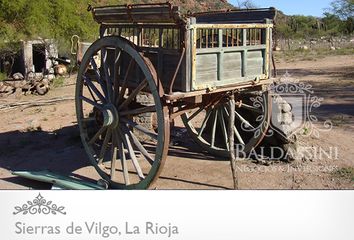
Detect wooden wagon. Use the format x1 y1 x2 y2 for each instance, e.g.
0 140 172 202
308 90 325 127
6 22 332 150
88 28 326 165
76 3 277 189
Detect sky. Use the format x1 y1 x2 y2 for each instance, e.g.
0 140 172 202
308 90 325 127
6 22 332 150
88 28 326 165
230 0 334 17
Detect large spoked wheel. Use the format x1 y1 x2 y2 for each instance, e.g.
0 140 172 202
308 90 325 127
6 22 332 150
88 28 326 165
76 36 169 189
181 91 271 158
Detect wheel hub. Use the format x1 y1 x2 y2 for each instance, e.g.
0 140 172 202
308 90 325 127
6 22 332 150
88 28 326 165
102 104 119 128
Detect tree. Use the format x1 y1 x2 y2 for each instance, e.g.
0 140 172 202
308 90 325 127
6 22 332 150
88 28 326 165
327 0 354 34
329 0 354 19
236 0 258 9
322 13 346 36
345 17 354 33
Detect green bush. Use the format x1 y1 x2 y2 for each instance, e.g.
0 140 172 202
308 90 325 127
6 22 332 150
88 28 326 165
0 72 7 81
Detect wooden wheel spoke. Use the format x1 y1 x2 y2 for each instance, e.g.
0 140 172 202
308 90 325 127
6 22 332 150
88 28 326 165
188 106 204 122
198 110 212 137
101 48 113 102
223 107 245 145
235 111 255 129
80 95 104 110
110 132 118 180
116 131 130 185
119 129 145 180
120 106 156 117
211 109 218 147
88 126 107 145
121 117 158 140
123 126 154 166
85 82 98 103
218 108 229 151
239 102 263 114
234 126 245 145
116 58 134 105
89 57 100 79
113 50 122 103
118 79 148 110
90 57 108 97
83 75 106 103
98 128 112 164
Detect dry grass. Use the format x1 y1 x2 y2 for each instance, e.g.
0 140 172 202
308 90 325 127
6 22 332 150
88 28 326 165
333 167 354 182
275 47 354 62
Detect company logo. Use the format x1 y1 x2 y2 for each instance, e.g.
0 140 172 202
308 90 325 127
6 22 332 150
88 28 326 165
243 72 333 139
13 193 66 215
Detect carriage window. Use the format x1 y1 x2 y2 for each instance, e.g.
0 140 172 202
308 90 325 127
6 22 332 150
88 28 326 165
105 26 180 49
196 29 220 48
196 28 265 49
246 28 264 46
222 29 243 47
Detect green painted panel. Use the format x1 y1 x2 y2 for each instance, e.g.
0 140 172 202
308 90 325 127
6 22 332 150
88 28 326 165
223 51 242 80
193 46 266 90
247 50 263 58
247 67 263 76
247 50 264 77
196 54 217 83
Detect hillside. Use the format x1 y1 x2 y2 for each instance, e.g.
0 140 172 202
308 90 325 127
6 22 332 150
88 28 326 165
0 0 233 53
1 0 351 55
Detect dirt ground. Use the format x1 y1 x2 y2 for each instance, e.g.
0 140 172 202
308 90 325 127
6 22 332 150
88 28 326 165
0 54 353 190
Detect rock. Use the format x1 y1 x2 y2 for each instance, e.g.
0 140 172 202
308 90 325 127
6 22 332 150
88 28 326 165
275 47 281 51
13 73 24 80
54 64 67 76
330 46 336 51
27 72 36 80
36 73 43 78
48 68 55 74
47 74 55 81
27 119 41 131
301 45 309 50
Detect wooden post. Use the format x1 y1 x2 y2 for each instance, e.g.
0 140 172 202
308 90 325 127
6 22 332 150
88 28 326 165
228 94 238 190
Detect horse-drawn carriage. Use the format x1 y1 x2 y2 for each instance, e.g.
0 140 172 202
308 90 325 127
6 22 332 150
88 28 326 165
76 3 278 189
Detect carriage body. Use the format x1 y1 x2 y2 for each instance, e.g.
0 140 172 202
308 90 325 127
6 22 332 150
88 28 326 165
92 3 275 95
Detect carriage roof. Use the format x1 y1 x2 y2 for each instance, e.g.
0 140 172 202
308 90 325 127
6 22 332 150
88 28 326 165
91 2 277 25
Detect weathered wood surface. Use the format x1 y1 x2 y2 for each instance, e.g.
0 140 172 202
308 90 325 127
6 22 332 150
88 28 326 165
92 3 183 24
194 8 277 24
